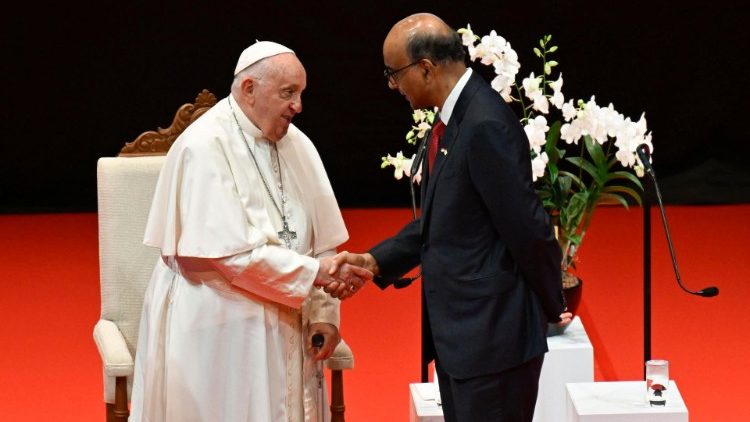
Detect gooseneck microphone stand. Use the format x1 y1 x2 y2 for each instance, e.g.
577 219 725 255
637 144 719 375
409 132 429 382
643 174 653 369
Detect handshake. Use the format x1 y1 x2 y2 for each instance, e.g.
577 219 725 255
313 251 378 300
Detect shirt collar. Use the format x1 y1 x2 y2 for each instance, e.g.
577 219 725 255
228 94 265 152
439 67 472 125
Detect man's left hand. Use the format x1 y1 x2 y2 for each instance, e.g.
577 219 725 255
557 311 573 327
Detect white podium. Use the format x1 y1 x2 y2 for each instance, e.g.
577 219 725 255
566 381 688 422
409 316 594 421
409 383 443 422
533 316 594 421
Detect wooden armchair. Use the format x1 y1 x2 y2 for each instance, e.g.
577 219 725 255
92 90 353 421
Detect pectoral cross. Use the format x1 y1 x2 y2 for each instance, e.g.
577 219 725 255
278 220 297 249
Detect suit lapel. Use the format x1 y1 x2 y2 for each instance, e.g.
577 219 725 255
420 73 483 234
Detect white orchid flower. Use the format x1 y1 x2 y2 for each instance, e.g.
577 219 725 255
549 73 564 109
458 24 478 47
521 73 550 113
492 47 521 79
561 99 577 121
524 115 549 153
480 30 509 66
414 121 432 139
382 152 414 180
636 113 649 138
411 161 423 184
616 148 637 168
531 92 550 114
560 121 582 144
491 74 514 102
522 72 542 100
531 151 549 181
501 47 521 76
468 43 482 62
412 109 427 123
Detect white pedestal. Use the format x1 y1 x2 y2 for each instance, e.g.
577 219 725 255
408 316 594 421
566 381 688 422
534 316 595 421
409 382 443 422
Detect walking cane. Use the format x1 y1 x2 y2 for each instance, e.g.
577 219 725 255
312 333 325 421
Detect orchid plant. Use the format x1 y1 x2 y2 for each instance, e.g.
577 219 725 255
381 25 652 275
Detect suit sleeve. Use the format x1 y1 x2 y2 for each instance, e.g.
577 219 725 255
468 120 565 322
368 218 422 289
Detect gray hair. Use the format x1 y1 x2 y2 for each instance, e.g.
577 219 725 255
230 57 276 94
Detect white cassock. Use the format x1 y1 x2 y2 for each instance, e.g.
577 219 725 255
129 95 348 422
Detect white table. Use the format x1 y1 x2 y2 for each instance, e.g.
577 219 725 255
409 316 594 421
566 381 688 422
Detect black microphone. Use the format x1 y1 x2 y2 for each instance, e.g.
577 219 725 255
638 144 719 298
636 144 655 176
698 286 719 297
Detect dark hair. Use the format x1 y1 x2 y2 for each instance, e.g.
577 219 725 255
406 31 465 64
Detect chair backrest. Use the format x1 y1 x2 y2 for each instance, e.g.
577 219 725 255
97 90 218 355
97 155 165 355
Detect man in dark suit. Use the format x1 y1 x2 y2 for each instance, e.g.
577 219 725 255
330 13 571 422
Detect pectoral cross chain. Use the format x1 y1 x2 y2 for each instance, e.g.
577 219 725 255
278 220 297 249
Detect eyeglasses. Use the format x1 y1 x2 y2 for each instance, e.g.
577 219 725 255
383 60 422 82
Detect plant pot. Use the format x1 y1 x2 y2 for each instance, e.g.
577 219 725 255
546 273 583 337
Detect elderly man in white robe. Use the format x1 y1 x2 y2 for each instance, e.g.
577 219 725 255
129 41 370 422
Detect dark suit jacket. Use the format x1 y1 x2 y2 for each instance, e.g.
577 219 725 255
370 71 564 380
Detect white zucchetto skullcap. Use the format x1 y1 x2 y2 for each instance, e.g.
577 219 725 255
234 41 295 75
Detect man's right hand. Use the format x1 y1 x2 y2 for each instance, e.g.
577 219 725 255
329 251 380 277
314 256 373 300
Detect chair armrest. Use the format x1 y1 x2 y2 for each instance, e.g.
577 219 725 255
326 338 354 370
93 319 134 377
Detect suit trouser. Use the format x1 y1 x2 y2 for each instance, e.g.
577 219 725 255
435 354 545 422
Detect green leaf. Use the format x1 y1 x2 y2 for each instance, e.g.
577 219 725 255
570 191 589 210
566 233 582 246
558 173 573 193
583 136 607 169
564 192 589 226
545 120 562 162
602 186 643 205
548 161 559 183
566 156 600 182
558 171 584 189
533 47 542 57
597 192 630 208
606 170 644 190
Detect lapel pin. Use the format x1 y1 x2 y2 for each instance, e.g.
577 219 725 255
440 148 448 156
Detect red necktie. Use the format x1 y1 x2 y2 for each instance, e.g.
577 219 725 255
428 119 445 175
